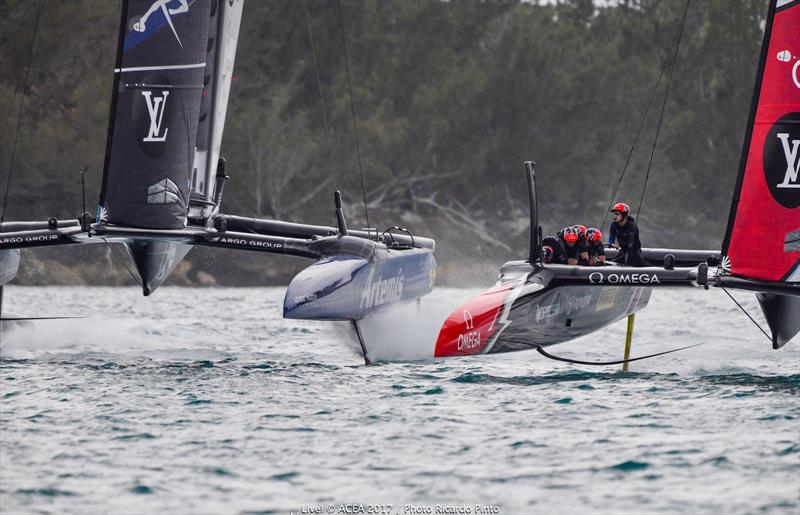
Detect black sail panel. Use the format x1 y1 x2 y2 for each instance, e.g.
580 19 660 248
99 0 210 229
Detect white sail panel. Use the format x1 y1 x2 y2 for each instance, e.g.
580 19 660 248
190 0 243 210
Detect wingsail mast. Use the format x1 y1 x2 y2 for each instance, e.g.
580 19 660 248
96 0 212 294
715 0 800 346
189 0 243 220
720 0 799 283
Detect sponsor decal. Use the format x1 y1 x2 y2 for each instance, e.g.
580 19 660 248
141 91 170 142
0 233 59 245
96 205 108 223
595 287 617 311
456 310 481 352
360 269 405 310
764 113 800 208
588 272 661 284
147 178 180 204
133 0 189 48
536 302 560 321
217 236 283 249
565 294 592 315
536 294 592 321
794 60 800 90
720 255 732 274
777 133 800 188
777 50 792 63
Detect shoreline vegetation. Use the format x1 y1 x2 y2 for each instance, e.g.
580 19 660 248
14 246 501 288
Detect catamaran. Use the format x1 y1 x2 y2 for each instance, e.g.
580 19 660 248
426 0 799 363
0 0 797 366
0 0 435 324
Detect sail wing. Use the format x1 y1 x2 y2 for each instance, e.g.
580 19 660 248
721 0 800 282
99 0 210 229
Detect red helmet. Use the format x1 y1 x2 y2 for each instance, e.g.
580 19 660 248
586 227 602 242
573 224 587 238
542 245 554 262
611 202 630 215
562 226 579 244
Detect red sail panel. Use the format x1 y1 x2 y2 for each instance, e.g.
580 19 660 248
723 0 800 282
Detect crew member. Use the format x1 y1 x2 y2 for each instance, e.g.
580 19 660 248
574 224 587 241
609 202 648 267
573 224 590 265
557 226 588 265
585 227 605 266
541 236 567 264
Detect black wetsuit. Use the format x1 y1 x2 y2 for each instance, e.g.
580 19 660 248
555 230 588 265
587 242 605 264
609 216 649 267
541 236 568 264
560 237 585 264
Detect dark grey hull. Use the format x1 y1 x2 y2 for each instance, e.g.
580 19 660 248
486 283 651 354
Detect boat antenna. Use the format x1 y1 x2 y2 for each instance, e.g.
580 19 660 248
81 168 86 215
336 0 372 232
334 190 348 236
636 0 690 219
598 2 688 232
79 167 93 232
1 0 45 223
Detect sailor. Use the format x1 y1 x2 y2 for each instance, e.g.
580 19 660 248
609 202 649 267
585 227 605 266
541 236 567 264
573 224 590 265
557 226 588 265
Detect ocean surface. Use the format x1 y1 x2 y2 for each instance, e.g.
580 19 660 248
0 286 798 514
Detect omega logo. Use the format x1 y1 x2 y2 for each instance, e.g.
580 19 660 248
589 272 661 284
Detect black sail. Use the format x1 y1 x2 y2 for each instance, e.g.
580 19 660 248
99 0 210 229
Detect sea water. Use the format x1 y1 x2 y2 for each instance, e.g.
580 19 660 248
0 286 797 514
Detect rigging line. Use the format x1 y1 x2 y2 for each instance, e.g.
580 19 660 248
102 238 143 289
636 0 690 220
335 0 371 231
534 342 704 367
0 88 20 163
721 287 773 343
1 0 45 223
302 0 333 148
598 18 685 233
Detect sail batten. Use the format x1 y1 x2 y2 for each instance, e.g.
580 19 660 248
115 62 207 73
